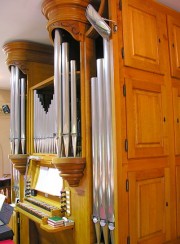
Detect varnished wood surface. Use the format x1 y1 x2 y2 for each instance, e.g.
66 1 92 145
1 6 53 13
42 0 91 42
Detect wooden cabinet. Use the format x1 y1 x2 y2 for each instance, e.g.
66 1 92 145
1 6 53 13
128 168 170 243
125 77 168 159
122 0 167 74
167 15 180 79
113 0 180 243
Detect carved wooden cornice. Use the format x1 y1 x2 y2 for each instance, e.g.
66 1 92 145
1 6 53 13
42 0 91 42
3 41 53 74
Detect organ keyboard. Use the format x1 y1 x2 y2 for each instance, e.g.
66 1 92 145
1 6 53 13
15 196 74 233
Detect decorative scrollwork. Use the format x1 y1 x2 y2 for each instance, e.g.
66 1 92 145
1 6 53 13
49 21 84 42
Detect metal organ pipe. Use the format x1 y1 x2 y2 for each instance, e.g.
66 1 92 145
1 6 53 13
62 42 70 157
21 78 26 154
14 66 20 154
54 29 62 157
70 60 77 157
91 77 101 243
10 66 15 154
103 38 115 242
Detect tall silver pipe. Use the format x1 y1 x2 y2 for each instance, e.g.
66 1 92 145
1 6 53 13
54 29 62 157
103 39 114 226
62 42 70 157
91 77 101 243
86 4 115 243
97 59 109 244
14 66 20 154
21 78 26 154
97 59 106 221
10 66 15 154
70 60 77 157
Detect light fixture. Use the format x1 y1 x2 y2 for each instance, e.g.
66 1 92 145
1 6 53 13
2 104 10 114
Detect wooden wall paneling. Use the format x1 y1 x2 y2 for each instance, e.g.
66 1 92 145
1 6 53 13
167 15 180 79
110 0 130 242
128 168 170 243
122 0 167 74
176 166 180 237
125 77 168 159
172 86 180 155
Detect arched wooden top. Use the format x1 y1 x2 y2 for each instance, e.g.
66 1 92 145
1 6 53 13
3 41 53 74
41 0 92 42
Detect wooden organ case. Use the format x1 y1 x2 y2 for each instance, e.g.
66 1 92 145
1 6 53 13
3 0 99 244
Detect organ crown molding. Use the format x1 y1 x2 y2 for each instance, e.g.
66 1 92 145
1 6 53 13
3 41 53 74
42 0 93 42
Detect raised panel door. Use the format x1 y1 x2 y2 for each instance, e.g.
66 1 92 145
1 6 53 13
126 78 168 159
167 15 180 79
172 86 180 155
128 168 170 243
122 0 167 74
176 166 180 237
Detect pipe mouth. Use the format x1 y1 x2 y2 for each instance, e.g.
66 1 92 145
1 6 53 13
85 4 111 39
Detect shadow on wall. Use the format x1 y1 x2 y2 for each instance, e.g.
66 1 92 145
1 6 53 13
0 115 11 177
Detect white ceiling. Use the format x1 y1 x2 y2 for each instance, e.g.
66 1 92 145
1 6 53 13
0 0 179 90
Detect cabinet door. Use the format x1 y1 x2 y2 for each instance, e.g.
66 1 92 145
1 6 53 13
172 86 180 155
126 78 168 159
176 166 180 237
122 0 167 74
128 168 170 243
167 15 180 79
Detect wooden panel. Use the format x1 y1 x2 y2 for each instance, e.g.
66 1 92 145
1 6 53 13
176 166 180 237
126 78 168 158
122 0 166 74
129 168 168 243
167 15 180 79
172 87 180 155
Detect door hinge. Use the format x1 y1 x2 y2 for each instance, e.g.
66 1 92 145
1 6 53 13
127 236 130 244
125 139 128 152
123 84 126 97
121 47 125 59
119 0 122 10
126 179 129 192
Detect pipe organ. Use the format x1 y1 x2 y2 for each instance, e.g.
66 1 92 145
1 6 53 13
3 0 180 243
